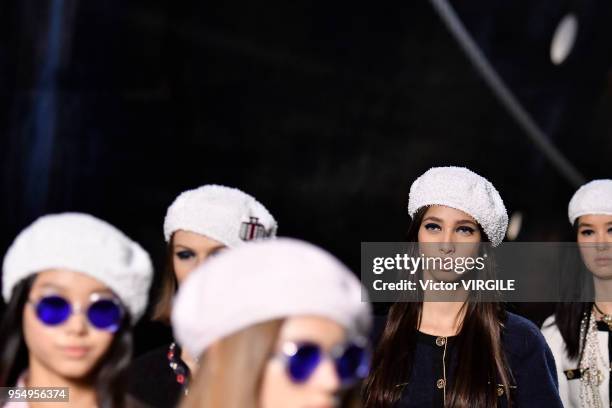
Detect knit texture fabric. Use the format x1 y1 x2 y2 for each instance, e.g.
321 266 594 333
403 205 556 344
408 166 508 247
2 213 153 322
568 179 612 225
163 184 277 247
171 238 372 358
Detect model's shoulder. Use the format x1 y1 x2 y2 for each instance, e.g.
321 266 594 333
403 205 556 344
541 314 556 327
129 344 172 372
504 311 541 335
502 312 549 357
540 314 561 336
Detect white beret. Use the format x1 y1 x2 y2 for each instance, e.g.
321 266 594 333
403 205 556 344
171 238 372 358
163 185 278 248
2 213 153 322
408 166 508 247
568 179 612 225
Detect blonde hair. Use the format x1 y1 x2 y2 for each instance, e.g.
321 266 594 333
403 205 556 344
180 320 283 408
180 319 364 408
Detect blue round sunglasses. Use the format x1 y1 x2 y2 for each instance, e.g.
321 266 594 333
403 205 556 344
272 339 370 385
28 293 124 332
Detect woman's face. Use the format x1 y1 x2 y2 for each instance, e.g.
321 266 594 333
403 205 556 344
23 269 117 381
576 214 612 279
259 316 347 408
172 230 226 284
418 205 482 282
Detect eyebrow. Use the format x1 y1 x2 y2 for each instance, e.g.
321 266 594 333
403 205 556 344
423 217 477 227
174 244 226 252
90 288 115 296
37 282 67 292
173 245 195 251
456 220 478 227
36 282 113 296
579 222 612 228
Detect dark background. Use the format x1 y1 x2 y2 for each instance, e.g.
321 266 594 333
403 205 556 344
1 0 611 352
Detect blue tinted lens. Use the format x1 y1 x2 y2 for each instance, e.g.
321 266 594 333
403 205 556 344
336 344 368 383
36 296 71 325
87 299 122 332
287 344 321 383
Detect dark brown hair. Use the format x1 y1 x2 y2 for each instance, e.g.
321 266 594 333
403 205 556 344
152 234 227 323
152 235 177 323
550 219 595 360
0 275 134 408
364 207 514 408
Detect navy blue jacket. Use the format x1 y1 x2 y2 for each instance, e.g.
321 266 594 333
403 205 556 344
373 312 563 407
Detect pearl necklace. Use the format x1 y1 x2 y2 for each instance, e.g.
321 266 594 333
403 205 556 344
579 310 607 408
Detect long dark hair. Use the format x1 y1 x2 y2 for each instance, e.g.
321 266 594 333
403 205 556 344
549 219 595 360
364 207 514 408
552 302 591 360
0 275 134 408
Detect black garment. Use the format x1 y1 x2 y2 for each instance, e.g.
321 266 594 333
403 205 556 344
126 394 156 408
375 312 563 407
132 320 174 357
127 343 189 408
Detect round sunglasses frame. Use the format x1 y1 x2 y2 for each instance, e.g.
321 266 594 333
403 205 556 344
272 337 370 386
28 292 125 332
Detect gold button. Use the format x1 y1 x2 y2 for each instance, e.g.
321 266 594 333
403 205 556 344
436 379 446 389
497 387 504 396
566 370 575 379
435 336 446 346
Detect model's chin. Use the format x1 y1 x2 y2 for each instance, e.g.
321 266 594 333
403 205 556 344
590 265 612 281
51 356 101 380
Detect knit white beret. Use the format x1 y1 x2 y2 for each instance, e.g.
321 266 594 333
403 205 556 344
163 185 277 248
568 179 612 225
171 238 372 358
2 213 153 322
408 166 508 247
